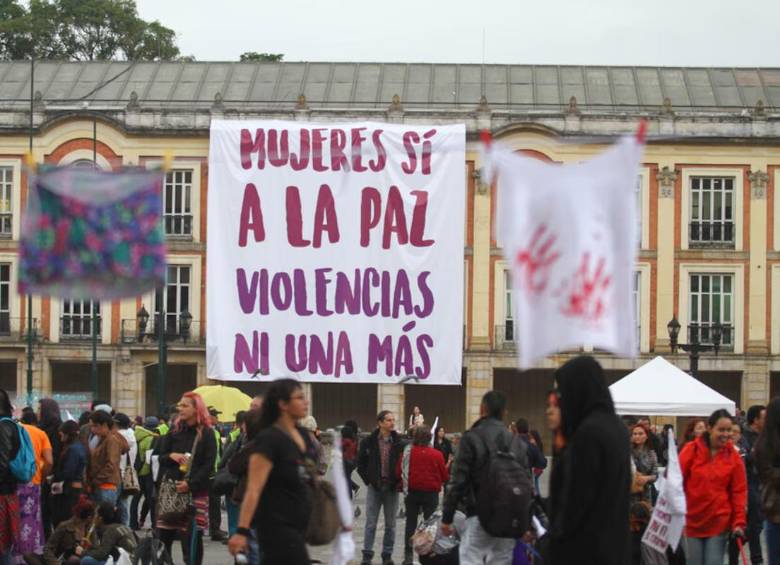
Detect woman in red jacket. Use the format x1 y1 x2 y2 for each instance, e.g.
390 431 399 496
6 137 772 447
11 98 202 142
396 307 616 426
679 409 747 565
397 425 449 565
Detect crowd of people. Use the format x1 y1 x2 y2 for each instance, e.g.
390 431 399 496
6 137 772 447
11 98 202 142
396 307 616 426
0 355 779 564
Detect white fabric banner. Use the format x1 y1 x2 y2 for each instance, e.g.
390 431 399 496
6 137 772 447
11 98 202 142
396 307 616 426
642 429 687 553
487 137 643 368
207 120 465 383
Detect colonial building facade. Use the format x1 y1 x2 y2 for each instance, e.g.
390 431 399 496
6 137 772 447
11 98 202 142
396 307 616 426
0 61 777 436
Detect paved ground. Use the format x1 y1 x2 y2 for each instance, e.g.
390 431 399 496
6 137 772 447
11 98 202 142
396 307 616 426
186 468 553 565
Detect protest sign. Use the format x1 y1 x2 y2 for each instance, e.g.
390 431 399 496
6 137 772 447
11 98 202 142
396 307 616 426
207 121 465 383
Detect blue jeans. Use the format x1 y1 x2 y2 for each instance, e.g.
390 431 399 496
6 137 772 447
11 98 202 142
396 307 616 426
362 484 399 561
767 520 780 565
227 500 240 536
92 487 119 507
80 557 106 565
687 533 728 565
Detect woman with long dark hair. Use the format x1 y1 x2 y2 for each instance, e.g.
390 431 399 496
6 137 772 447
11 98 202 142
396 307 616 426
155 392 216 565
51 420 88 528
433 426 454 469
227 378 314 565
754 397 780 564
37 398 62 536
630 423 658 503
679 409 746 565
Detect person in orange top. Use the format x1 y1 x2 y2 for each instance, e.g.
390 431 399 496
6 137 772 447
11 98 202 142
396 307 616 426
679 408 747 565
16 407 53 562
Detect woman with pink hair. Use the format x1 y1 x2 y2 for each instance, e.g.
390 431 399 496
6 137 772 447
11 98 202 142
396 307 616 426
155 392 216 565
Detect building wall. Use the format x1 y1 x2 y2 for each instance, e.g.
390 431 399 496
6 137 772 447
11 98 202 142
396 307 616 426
0 117 776 428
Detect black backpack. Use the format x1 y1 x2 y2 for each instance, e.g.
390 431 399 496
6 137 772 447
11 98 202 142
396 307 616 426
474 429 533 538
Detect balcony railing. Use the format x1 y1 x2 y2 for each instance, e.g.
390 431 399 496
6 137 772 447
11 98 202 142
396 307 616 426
689 221 734 247
60 316 101 340
121 318 204 345
164 214 193 238
688 323 733 349
494 321 515 350
0 316 38 341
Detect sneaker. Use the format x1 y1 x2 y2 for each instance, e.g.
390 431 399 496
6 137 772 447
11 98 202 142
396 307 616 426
210 530 228 541
382 559 395 565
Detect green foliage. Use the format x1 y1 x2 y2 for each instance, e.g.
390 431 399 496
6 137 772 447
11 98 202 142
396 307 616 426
239 51 283 62
0 0 180 60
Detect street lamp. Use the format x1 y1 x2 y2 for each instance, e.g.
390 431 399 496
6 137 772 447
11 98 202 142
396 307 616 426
667 315 722 377
137 306 149 341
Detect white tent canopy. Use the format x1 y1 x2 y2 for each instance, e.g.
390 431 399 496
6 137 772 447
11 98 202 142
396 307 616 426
609 356 736 417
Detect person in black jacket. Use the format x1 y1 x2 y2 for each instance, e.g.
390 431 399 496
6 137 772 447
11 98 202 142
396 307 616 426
441 390 528 565
546 356 631 565
357 410 405 565
155 392 217 565
0 388 20 565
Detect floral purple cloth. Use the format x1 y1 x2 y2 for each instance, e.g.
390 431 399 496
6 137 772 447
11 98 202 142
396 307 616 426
19 166 166 299
14 482 43 563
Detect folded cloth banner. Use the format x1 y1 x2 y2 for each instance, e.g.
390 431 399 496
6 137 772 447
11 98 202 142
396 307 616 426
207 120 465 383
486 136 643 367
19 166 166 299
642 429 686 553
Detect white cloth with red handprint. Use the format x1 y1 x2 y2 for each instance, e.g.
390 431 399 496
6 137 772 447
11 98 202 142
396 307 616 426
485 136 644 368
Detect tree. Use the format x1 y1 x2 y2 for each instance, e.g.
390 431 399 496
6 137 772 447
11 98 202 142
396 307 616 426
0 0 179 60
240 51 283 62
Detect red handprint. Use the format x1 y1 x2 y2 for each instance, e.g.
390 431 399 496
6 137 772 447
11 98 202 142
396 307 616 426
561 252 611 323
514 224 561 295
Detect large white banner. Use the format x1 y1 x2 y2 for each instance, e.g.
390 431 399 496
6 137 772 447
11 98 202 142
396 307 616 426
207 120 465 384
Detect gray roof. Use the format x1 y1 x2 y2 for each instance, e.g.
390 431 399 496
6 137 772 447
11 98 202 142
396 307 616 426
1 60 779 113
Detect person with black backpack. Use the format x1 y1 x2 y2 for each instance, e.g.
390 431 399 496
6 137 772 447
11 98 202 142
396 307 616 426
441 390 532 565
0 388 22 565
546 356 631 565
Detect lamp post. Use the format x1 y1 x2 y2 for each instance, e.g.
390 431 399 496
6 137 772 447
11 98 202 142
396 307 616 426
26 57 33 407
90 115 98 403
156 308 167 418
667 315 723 378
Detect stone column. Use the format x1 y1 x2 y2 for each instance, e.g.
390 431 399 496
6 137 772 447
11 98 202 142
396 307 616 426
655 166 677 350
465 354 493 429
747 170 769 352
471 152 493 351
376 384 405 427
115 353 143 415
743 357 770 406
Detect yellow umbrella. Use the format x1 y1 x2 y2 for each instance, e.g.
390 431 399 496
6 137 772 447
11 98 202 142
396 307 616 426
192 385 252 422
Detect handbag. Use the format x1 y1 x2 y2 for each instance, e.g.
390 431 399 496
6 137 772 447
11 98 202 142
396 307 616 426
300 431 341 546
157 433 200 522
121 452 141 497
212 466 238 497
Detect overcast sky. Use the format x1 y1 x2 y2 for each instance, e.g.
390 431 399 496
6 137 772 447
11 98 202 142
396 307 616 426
136 0 779 67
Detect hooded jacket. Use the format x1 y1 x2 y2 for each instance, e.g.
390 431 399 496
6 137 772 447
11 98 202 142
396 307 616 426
547 356 631 565
87 430 129 488
679 435 747 537
134 426 158 477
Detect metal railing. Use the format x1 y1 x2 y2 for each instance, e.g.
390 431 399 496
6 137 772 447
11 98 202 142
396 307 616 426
689 323 733 348
494 321 515 350
0 316 38 341
164 214 193 238
689 221 734 247
60 316 101 340
121 318 203 345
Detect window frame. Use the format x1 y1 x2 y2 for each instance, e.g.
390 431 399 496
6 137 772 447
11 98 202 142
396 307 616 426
60 299 101 340
681 167 743 251
687 273 734 347
164 169 194 239
679 263 744 354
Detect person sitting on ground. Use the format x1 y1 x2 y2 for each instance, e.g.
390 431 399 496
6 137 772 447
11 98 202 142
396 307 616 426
23 495 97 565
78 502 137 565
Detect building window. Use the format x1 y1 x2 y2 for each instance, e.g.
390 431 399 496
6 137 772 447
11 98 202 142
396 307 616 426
689 177 734 247
0 167 11 237
504 270 513 341
0 264 9 335
689 274 733 347
636 175 642 247
633 271 641 340
61 300 100 339
164 170 193 237
155 265 191 334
